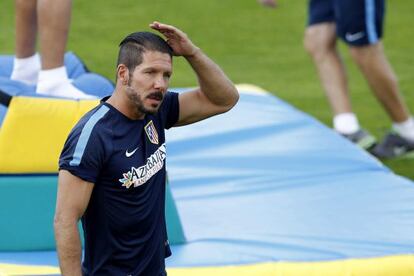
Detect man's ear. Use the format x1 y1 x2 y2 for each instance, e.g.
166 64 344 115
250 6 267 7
117 64 129 85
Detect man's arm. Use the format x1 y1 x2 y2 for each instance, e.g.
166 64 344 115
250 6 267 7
150 21 239 126
54 170 94 276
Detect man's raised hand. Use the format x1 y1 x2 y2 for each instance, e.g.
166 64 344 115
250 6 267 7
150 21 200 58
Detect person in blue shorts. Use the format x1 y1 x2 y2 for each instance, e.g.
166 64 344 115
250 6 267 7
304 0 414 158
54 21 239 275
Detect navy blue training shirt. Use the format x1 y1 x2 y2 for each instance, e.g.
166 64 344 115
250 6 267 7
59 91 179 276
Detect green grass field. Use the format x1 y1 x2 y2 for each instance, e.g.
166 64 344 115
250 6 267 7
1 0 413 179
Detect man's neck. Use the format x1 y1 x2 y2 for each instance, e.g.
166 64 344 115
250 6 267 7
106 90 145 120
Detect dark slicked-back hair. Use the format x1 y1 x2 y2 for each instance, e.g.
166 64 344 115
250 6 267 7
117 32 173 80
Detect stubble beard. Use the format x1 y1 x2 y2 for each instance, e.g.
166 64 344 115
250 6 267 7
126 86 163 116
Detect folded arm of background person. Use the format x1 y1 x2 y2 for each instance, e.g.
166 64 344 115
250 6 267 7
150 21 239 126
54 170 94 276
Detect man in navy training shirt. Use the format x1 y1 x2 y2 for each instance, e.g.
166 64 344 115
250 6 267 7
54 21 239 276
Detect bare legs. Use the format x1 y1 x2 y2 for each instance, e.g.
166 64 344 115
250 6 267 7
37 0 72 69
11 0 94 99
349 43 410 123
304 22 414 156
14 0 37 58
304 23 352 117
304 22 411 128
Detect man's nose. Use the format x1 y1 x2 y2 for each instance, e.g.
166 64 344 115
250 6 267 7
154 75 168 90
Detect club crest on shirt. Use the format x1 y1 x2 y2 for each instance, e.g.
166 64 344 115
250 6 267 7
145 120 159 145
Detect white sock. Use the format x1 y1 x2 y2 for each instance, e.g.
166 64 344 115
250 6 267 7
36 66 96 99
11 53 41 86
392 117 414 142
333 113 360 135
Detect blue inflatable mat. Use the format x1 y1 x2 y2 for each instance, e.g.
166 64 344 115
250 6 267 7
0 87 413 275
164 90 414 266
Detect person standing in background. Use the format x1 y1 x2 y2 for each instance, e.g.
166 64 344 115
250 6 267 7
259 0 414 158
303 0 414 158
11 0 94 99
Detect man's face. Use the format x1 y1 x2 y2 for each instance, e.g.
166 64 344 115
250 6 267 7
125 50 172 118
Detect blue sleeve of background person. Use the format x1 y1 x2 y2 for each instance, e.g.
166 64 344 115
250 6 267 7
59 105 111 184
161 91 179 129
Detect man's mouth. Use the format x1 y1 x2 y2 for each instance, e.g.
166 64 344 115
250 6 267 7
146 92 164 107
147 92 164 101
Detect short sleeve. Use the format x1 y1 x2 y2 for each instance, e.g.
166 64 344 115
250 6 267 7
59 106 110 183
160 91 179 129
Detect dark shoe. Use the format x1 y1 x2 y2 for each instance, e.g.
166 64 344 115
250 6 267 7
371 132 414 159
342 129 377 150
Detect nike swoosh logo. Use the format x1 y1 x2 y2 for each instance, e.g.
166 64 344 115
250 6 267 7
345 32 365 42
125 147 139 158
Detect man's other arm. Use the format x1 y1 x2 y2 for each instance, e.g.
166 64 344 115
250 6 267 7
54 170 94 276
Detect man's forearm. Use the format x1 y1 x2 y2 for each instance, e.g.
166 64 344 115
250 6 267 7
55 221 83 276
185 49 239 108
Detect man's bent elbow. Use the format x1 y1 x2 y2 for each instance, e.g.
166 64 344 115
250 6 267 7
221 86 239 113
